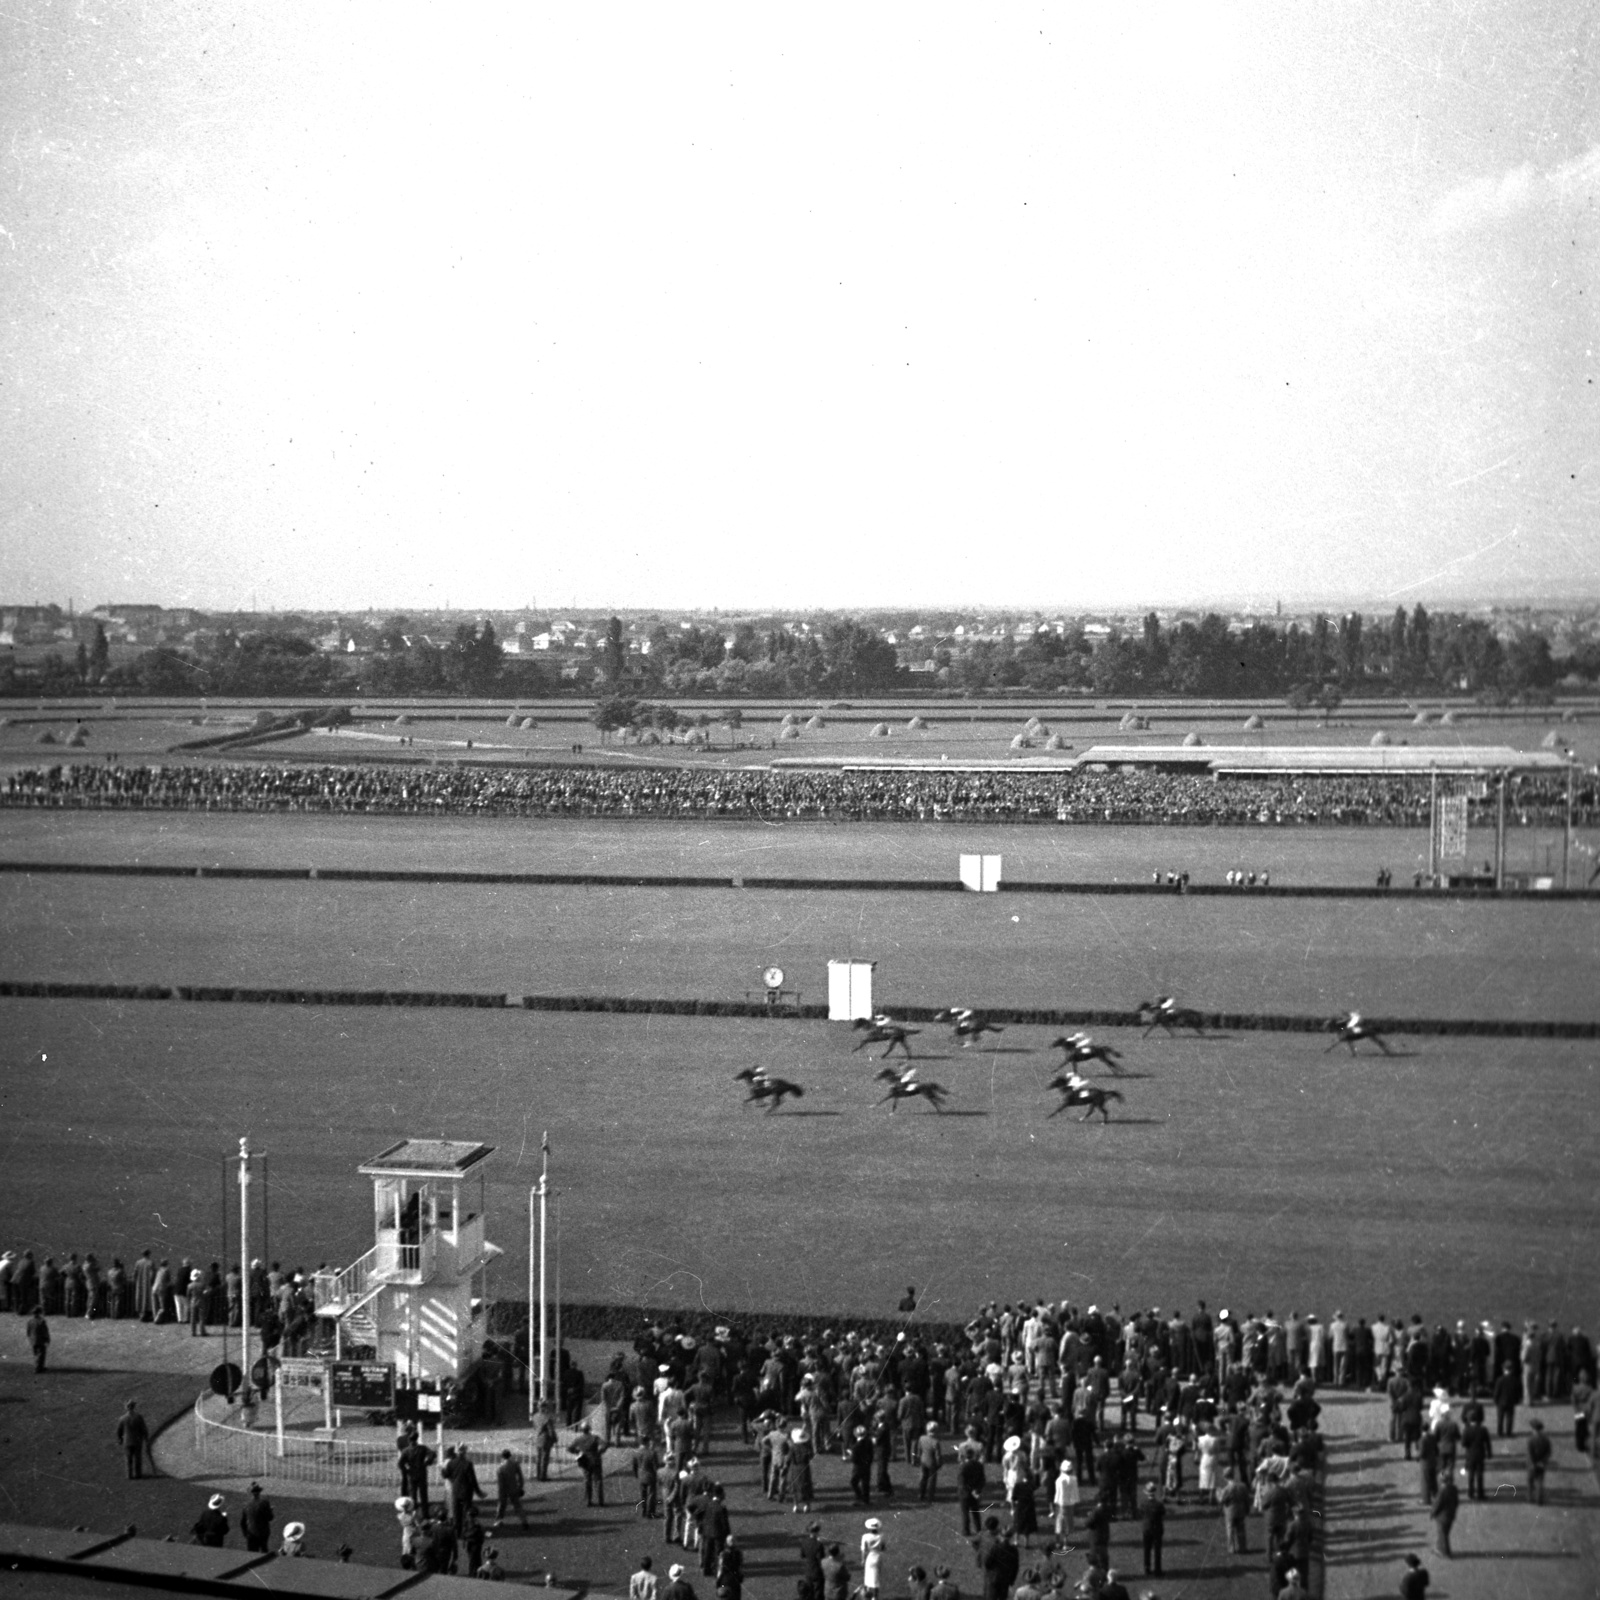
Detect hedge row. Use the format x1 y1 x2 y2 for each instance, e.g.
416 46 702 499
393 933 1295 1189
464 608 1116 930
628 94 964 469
0 979 1593 1037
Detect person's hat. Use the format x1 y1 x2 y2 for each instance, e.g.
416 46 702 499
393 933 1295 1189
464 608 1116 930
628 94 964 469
715 1326 730 1339
1530 1419 1544 1430
864 1518 882 1531
925 1421 938 1433
1087 1305 1097 1314
207 1494 225 1510
395 1496 414 1512
659 1364 671 1372
1404 1555 1421 1568
934 1566 950 1579
683 1337 698 1351
808 1521 823 1533
854 1426 867 1437
791 1427 808 1443
248 1482 262 1494
283 1523 305 1541
669 1566 685 1580
1003 1435 1023 1452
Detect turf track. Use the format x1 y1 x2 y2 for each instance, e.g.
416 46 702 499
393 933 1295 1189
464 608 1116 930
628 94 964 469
5 810 1596 1340
3 872 1597 1021
4 1001 1596 1332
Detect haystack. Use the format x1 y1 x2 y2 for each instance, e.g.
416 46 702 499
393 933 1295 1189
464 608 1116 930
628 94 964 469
1044 733 1067 750
394 713 414 726
1370 730 1391 746
869 722 890 738
1182 732 1204 747
805 715 825 729
1411 711 1431 725
1010 733 1031 749
907 715 927 730
1242 714 1264 730
1439 709 1459 725
1541 730 1565 749
35 729 56 744
520 716 537 730
779 724 801 740
780 712 797 726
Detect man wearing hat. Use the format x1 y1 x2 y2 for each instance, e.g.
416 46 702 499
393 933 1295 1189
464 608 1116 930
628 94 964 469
279 1521 307 1558
916 1420 944 1502
192 1493 229 1547
796 1520 825 1600
665 1561 697 1600
241 1481 275 1552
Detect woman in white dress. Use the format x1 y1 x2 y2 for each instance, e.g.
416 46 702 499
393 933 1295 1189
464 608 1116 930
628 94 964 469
860 1518 885 1600
1052 1459 1078 1538
1196 1425 1219 1495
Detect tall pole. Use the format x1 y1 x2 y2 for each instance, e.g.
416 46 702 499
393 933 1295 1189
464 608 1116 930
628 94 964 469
220 1157 230 1395
539 1134 550 1410
239 1139 253 1405
537 1184 544 1420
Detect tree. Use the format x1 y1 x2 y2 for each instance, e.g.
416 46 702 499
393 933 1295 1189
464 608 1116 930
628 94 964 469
447 622 503 695
602 616 627 686
591 695 638 742
75 641 89 684
1316 684 1343 719
1285 683 1314 724
88 624 110 684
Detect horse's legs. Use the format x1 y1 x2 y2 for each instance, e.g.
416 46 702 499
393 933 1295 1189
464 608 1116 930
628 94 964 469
1373 1034 1396 1055
1047 1100 1066 1118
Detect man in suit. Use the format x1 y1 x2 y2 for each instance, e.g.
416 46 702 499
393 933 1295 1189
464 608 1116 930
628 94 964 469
25 1305 50 1372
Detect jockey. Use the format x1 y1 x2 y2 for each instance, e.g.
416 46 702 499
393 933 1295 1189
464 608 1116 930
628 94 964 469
1345 1011 1363 1033
896 1064 918 1087
1063 1067 1088 1092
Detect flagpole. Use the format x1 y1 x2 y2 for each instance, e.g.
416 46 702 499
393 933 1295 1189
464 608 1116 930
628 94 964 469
538 1133 550 1410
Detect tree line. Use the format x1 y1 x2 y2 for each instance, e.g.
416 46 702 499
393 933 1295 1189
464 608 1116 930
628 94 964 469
6 607 1595 701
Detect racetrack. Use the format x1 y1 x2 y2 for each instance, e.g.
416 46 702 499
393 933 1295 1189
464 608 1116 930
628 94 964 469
4 1000 1596 1330
5 807 1596 1340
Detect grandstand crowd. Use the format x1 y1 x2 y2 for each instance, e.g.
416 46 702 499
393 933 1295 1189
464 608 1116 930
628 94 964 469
4 760 1595 827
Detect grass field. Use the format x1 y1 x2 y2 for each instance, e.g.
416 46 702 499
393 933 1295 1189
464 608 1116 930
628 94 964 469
4 1000 1596 1331
2 694 1596 766
4 871 1598 1021
4 804 1596 1345
0 809 1588 888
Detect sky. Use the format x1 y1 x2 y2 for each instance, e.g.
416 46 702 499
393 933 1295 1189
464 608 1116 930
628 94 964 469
1 3 1596 613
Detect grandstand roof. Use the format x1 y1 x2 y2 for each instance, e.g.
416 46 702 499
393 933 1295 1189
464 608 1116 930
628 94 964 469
1074 744 1573 775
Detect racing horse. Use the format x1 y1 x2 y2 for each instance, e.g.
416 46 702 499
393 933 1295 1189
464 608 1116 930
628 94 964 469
734 1067 806 1112
1051 1033 1126 1073
852 1016 920 1060
1045 1075 1124 1122
935 1006 1005 1048
873 1068 950 1113
1325 1012 1397 1056
1136 995 1206 1038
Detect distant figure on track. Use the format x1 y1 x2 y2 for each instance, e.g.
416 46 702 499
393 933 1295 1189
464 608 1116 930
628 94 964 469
1326 1012 1397 1057
852 1016 920 1060
1045 1076 1124 1123
937 1007 1004 1048
1051 1033 1125 1073
875 1067 950 1113
1137 996 1203 1038
734 1067 806 1112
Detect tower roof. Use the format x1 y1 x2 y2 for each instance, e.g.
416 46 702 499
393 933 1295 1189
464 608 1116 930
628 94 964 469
358 1139 495 1180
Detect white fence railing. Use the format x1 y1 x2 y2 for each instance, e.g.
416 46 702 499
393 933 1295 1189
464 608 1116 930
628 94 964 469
191 1390 601 1488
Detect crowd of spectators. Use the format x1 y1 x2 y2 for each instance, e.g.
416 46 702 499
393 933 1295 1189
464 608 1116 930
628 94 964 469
10 1250 1594 1594
5 761 1595 828
1 1246 320 1357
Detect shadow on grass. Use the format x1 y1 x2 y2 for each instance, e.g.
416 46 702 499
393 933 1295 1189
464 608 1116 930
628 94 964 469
769 1110 843 1118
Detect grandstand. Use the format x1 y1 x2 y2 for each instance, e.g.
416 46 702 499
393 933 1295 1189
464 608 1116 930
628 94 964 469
1073 744 1577 777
